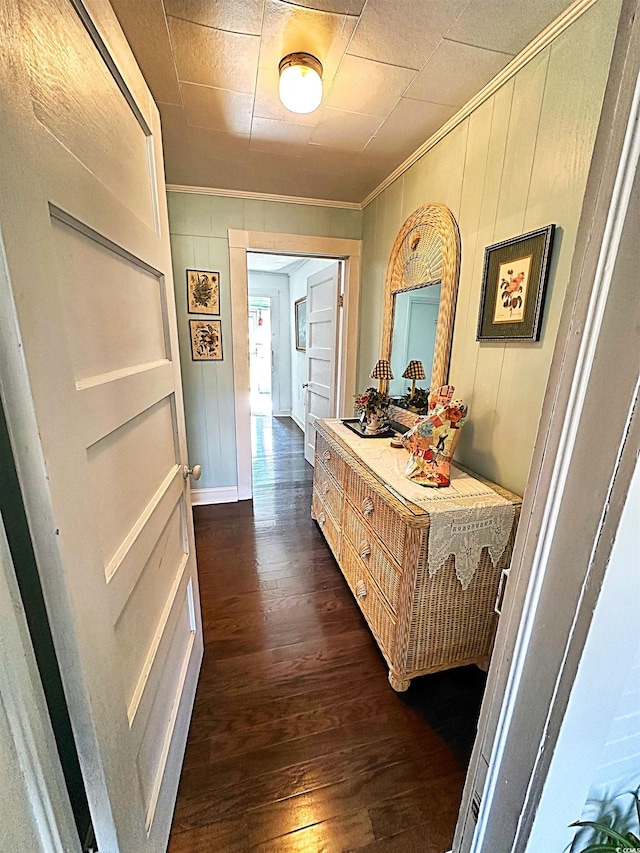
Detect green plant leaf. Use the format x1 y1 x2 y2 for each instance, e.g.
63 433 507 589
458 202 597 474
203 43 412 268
576 845 620 853
627 832 640 844
635 790 640 829
571 821 634 847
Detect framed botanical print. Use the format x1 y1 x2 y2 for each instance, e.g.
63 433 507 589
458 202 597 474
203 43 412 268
294 297 307 352
187 269 220 315
189 319 223 361
476 225 556 341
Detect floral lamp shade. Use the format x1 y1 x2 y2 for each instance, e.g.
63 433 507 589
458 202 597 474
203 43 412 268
370 359 393 391
402 360 425 399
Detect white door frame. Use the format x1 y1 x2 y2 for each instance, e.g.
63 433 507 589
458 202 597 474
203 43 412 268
228 230 361 500
454 1 640 849
0 513 81 852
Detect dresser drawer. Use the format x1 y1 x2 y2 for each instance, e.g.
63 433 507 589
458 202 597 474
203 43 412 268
346 467 407 564
315 431 346 486
313 458 343 525
312 490 340 560
344 503 401 613
342 538 396 659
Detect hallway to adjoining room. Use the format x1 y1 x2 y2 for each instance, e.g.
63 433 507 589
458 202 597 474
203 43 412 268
168 417 487 853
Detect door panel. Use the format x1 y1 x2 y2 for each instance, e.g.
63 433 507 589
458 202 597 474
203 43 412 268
0 1 202 850
304 263 340 465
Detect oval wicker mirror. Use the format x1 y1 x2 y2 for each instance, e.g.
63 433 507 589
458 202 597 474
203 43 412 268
381 203 461 394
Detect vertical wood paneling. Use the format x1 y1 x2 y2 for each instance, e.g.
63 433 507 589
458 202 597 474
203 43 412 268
489 0 620 491
358 0 620 495
168 194 362 492
449 104 492 406
356 201 380 391
453 79 513 478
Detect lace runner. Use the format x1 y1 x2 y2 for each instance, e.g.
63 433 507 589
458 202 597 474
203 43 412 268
326 420 517 590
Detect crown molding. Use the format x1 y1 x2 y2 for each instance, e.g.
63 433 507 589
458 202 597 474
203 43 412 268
360 0 600 208
165 183 361 210
166 0 599 214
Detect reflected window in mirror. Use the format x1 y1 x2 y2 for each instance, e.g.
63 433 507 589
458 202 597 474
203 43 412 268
389 284 441 398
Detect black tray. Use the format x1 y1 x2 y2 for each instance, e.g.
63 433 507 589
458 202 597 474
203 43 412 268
341 418 395 439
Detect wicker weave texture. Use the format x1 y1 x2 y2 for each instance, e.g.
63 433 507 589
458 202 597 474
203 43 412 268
312 419 521 690
316 431 346 486
343 503 402 613
314 458 343 526
311 490 340 560
380 203 461 391
341 537 397 660
345 467 407 564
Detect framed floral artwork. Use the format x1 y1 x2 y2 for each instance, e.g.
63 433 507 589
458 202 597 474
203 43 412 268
187 269 220 315
190 319 223 361
476 225 555 341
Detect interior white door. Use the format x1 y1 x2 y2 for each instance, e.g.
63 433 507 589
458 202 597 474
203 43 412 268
304 263 341 464
0 2 202 851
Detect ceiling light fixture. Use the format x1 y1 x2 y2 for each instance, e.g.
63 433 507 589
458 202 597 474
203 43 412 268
278 52 323 114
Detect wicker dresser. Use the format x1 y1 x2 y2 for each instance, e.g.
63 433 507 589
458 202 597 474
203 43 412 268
311 419 522 691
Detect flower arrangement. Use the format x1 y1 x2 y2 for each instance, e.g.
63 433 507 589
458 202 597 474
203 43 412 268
355 387 389 415
355 387 390 435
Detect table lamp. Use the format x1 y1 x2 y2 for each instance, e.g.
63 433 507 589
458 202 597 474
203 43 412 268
370 359 393 392
402 360 426 399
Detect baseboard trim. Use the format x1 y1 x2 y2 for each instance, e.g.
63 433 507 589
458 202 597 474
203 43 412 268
290 412 304 432
191 486 238 505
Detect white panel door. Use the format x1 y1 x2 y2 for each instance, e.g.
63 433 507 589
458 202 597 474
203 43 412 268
304 263 340 465
0 2 202 851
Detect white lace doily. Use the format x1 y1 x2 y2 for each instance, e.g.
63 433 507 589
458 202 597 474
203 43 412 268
427 502 515 590
326 420 518 589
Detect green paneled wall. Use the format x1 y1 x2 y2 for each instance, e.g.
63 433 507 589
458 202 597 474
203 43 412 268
168 194 362 491
357 0 621 496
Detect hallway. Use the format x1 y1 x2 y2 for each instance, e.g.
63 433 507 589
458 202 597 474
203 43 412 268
168 417 486 852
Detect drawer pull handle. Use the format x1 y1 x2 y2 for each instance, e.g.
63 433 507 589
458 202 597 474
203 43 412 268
356 580 367 599
318 512 326 527
322 481 330 496
362 496 374 516
322 450 331 464
359 541 371 559
494 568 511 615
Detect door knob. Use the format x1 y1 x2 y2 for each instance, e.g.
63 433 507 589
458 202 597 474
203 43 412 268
183 464 202 481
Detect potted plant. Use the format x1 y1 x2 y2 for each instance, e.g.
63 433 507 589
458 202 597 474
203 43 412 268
355 387 390 435
571 790 640 852
392 386 431 415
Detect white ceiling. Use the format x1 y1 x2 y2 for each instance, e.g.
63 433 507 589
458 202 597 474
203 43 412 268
247 252 309 273
111 0 572 204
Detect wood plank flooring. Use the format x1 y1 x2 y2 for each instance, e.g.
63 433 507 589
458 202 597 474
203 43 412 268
168 416 486 853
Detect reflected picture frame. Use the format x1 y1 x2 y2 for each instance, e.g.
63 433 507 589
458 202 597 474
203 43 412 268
295 297 307 352
476 224 555 341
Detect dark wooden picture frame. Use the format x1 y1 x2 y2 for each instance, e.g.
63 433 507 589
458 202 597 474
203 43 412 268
189 319 223 361
476 224 555 341
294 297 307 352
186 269 220 315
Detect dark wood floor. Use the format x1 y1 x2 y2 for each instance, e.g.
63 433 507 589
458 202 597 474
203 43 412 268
168 416 486 853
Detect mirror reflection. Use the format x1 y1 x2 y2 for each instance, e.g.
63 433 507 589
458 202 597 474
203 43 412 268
389 283 441 398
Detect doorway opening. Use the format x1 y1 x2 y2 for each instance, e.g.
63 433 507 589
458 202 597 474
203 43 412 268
249 297 272 417
246 251 345 481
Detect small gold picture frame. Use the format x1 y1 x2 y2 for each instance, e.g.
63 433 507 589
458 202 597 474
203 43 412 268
187 269 220 315
190 319 223 361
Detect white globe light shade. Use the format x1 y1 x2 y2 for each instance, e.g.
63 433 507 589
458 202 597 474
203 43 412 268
278 53 323 114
